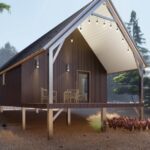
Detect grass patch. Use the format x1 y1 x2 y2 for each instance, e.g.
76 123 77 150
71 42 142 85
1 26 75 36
88 117 102 132
87 112 120 132
87 113 102 132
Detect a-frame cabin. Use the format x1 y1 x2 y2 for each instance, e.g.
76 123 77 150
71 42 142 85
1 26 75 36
0 0 146 138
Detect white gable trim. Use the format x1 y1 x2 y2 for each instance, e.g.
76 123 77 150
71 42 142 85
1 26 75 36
43 0 105 50
106 0 146 68
44 0 146 74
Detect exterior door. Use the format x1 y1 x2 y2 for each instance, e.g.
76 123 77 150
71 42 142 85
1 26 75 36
77 71 90 102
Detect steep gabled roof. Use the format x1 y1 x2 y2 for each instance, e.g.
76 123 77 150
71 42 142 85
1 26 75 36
0 1 93 72
0 0 146 74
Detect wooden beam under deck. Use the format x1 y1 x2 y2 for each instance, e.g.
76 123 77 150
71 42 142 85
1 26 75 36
48 103 144 109
22 102 144 109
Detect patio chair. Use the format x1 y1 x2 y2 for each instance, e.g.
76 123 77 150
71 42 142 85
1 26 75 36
41 88 57 103
64 90 71 103
70 89 80 103
63 89 81 103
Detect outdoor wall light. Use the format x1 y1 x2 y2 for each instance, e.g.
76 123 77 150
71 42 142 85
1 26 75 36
70 39 74 43
35 58 40 69
66 64 70 72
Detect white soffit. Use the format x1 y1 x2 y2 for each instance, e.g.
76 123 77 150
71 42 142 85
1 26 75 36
78 3 137 74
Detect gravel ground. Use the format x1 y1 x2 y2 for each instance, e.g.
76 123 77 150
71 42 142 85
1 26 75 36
0 110 150 150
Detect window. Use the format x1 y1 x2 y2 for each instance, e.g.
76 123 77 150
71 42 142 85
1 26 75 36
2 73 6 86
77 71 90 102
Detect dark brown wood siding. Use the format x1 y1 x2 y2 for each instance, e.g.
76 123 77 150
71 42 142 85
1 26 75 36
1 29 107 107
21 52 48 104
0 66 21 106
53 29 107 103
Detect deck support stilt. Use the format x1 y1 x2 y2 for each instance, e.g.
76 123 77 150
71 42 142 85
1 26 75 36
35 108 39 114
0 106 3 113
22 107 26 130
47 109 53 139
67 108 71 125
101 108 106 131
139 66 144 120
139 107 144 120
47 45 54 139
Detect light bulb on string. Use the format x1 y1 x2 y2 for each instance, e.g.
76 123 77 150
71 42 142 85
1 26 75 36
127 48 130 53
103 2 106 6
79 25 82 31
96 18 99 24
110 22 112 28
88 19 91 24
103 19 106 27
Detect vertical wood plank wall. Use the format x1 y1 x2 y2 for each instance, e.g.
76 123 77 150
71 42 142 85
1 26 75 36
0 66 21 106
0 29 107 107
21 52 48 104
53 29 107 103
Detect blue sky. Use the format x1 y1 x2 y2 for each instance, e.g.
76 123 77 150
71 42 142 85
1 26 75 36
0 0 150 52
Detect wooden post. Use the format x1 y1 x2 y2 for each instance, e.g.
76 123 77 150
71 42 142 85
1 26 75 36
47 48 54 139
47 109 53 139
47 42 64 138
101 107 106 131
67 108 71 125
22 107 26 130
139 68 144 120
139 107 144 120
106 0 145 120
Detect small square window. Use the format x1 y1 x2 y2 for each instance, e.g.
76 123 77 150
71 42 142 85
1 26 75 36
2 74 6 86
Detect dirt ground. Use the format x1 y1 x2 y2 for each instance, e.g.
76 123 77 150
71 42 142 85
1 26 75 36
0 110 150 150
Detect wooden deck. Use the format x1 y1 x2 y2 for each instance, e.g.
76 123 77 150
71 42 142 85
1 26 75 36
22 102 144 109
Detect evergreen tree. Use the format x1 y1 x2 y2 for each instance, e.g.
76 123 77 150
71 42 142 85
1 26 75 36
113 11 150 106
0 2 10 13
0 43 17 67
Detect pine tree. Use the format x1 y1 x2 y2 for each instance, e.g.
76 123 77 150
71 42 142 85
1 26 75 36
113 11 150 107
0 3 10 13
0 43 17 67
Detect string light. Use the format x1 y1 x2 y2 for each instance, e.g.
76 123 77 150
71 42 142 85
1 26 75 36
110 22 112 28
79 25 82 31
78 15 123 34
96 18 99 24
103 20 106 27
103 2 106 5
127 47 130 53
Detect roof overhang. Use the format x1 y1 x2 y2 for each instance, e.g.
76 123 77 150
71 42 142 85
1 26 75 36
45 0 146 74
0 0 146 75
77 1 146 73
